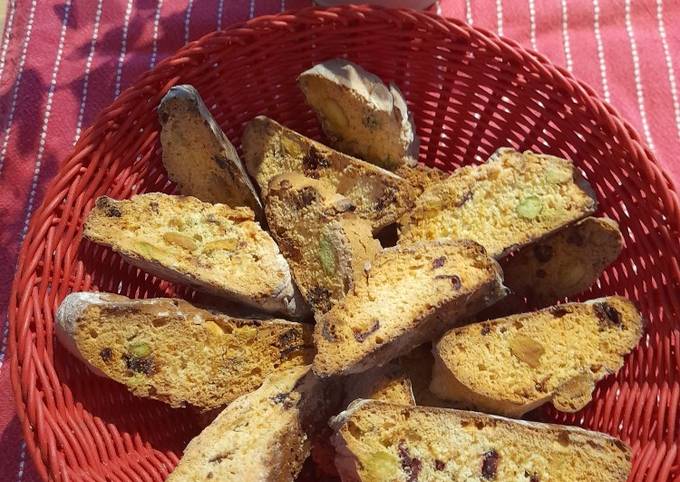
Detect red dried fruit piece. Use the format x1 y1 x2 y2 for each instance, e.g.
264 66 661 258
481 449 499 479
398 440 422 482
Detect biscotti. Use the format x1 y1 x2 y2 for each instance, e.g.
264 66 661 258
298 59 419 170
83 193 305 317
55 292 313 410
399 148 597 258
313 240 506 377
343 362 415 407
331 400 632 482
431 297 643 417
501 216 623 307
242 116 414 232
158 85 262 215
265 173 380 314
395 164 447 198
167 366 324 482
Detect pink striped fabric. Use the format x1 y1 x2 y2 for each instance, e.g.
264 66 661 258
1 1 679 480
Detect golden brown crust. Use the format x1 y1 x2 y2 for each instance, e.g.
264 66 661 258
83 193 304 317
501 217 623 307
243 116 415 233
298 59 419 170
399 148 598 258
167 366 323 482
265 173 380 315
55 293 313 410
313 240 506 377
331 400 632 482
431 297 643 417
158 85 262 216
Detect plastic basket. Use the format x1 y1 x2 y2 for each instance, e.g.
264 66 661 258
9 5 680 481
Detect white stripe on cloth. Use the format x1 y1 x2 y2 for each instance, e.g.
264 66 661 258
15 441 26 482
0 0 17 81
0 0 38 176
656 0 680 138
150 0 164 68
74 0 104 144
592 0 610 102
496 0 503 36
249 0 256 19
465 0 473 25
18 0 73 242
559 0 573 71
624 0 655 150
280 0 285 13
184 0 194 45
528 0 537 51
114 0 134 98
435 1 441 15
218 0 225 29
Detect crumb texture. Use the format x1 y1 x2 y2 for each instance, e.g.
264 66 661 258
313 240 506 377
399 148 597 258
431 297 643 417
298 59 419 170
332 400 632 482
501 217 623 307
243 116 416 232
83 193 302 316
167 366 322 482
55 293 313 410
158 85 262 214
265 173 380 315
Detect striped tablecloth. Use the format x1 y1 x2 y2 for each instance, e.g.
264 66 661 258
1 1 678 480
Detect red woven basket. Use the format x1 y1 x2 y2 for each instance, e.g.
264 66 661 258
9 5 680 482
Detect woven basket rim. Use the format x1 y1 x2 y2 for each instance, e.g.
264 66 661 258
9 5 680 481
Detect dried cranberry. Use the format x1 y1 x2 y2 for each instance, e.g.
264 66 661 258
481 450 499 479
481 324 491 336
593 302 621 328
435 460 446 471
550 306 568 318
455 190 473 207
525 470 540 482
302 146 329 173
398 441 422 482
99 348 113 362
353 320 380 343
271 392 294 409
294 187 317 209
122 353 156 375
432 256 447 269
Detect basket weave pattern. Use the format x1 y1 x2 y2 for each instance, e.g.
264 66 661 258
8 6 680 481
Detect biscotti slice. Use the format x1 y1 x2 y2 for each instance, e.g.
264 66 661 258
243 116 413 232
167 366 325 482
395 164 448 197
158 85 262 215
331 400 632 482
501 216 623 307
431 297 643 417
298 59 419 170
83 193 305 318
55 292 313 410
343 362 415 407
265 173 380 314
313 240 506 377
399 148 597 258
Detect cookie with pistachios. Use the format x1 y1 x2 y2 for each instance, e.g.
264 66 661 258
431 297 643 417
298 59 419 170
265 173 381 316
83 193 306 318
501 217 623 307
55 292 314 410
399 148 597 258
242 116 415 233
158 85 262 216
